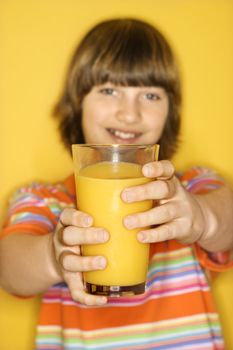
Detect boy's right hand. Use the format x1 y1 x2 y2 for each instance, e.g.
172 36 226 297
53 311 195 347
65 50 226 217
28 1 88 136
52 208 109 306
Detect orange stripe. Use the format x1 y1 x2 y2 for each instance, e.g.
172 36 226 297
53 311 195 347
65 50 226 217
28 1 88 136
38 291 216 330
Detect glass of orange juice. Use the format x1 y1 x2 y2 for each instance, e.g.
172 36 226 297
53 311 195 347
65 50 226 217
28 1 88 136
72 144 159 297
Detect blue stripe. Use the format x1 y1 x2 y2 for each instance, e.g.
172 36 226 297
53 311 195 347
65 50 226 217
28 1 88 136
147 269 205 288
147 260 200 277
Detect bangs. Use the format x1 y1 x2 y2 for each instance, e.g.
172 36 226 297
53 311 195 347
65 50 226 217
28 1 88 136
90 53 170 89
75 19 177 95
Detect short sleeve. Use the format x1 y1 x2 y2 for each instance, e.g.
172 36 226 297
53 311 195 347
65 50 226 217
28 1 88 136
178 166 233 272
178 166 225 194
1 182 75 238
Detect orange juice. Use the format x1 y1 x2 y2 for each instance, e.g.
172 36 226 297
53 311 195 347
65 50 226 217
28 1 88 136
75 161 152 289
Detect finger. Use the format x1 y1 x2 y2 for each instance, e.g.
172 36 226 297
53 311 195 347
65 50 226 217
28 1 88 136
137 221 181 243
121 179 176 203
60 251 107 272
60 226 109 246
60 208 93 228
64 271 107 306
123 202 178 230
142 160 175 179
137 220 197 244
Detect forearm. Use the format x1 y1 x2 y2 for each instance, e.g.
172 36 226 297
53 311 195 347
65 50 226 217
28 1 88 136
0 233 62 296
195 185 233 252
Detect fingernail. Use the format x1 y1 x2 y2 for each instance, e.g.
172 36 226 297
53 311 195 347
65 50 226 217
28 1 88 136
124 216 136 229
137 231 148 242
98 230 109 242
122 189 134 203
94 256 107 269
143 164 152 177
83 215 92 227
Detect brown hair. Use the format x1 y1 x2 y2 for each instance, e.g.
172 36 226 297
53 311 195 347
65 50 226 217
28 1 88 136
53 18 182 159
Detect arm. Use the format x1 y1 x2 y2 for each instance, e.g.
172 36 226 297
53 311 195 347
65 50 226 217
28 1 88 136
0 232 61 295
121 160 233 253
0 209 109 306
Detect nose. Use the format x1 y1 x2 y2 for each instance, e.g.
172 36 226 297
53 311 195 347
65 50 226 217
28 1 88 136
116 96 141 124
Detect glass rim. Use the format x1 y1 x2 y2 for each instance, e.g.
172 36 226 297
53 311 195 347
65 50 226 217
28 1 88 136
72 143 159 149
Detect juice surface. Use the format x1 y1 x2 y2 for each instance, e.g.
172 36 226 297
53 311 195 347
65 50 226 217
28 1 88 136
75 161 152 286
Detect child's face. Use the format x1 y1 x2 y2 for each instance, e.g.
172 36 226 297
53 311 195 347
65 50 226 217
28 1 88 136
82 83 169 145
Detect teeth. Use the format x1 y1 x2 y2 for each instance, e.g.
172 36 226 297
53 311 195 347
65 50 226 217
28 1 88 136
110 129 136 139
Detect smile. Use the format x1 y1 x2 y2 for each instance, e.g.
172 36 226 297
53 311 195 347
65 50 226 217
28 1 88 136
107 128 142 141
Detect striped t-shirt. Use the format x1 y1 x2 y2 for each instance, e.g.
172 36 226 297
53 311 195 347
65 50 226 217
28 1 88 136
1 167 231 350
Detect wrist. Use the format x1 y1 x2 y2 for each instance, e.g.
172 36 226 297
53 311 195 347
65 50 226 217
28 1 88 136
46 233 63 284
194 194 219 252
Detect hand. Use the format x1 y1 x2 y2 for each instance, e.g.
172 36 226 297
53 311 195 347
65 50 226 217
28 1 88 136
53 208 109 306
121 160 205 245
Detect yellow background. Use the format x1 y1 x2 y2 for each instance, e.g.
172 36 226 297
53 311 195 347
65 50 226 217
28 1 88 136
0 0 232 349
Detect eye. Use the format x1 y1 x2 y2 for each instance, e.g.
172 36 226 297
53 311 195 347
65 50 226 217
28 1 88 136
145 92 160 101
99 88 116 96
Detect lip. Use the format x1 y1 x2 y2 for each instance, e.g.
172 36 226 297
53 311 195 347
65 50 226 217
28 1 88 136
106 128 143 144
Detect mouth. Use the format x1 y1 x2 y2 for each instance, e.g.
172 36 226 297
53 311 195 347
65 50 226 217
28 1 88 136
107 128 142 143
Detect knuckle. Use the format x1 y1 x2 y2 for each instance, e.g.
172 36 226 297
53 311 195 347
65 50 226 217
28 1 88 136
155 180 170 198
62 256 69 270
59 253 66 269
62 226 70 244
60 252 80 271
61 253 73 270
71 290 96 306
76 211 92 227
169 180 177 196
85 229 96 244
144 183 153 198
81 228 102 245
163 204 175 221
79 256 101 271
163 224 175 240
77 256 87 271
59 209 67 223
83 294 96 306
155 161 164 176
60 208 75 224
136 213 145 228
159 160 175 178
137 208 155 228
161 181 170 196
72 210 82 224
134 185 145 200
147 210 155 225
166 161 175 177
93 228 108 243
71 290 84 303
53 227 60 245
62 226 82 246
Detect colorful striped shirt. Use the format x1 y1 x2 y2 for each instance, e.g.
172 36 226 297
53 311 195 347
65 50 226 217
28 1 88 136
1 167 231 350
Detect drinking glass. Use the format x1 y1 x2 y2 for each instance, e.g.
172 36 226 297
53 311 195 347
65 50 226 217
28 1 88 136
72 144 159 296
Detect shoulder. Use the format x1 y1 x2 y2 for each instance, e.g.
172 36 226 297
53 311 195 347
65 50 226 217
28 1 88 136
1 177 75 236
5 177 75 223
176 166 224 193
8 177 75 207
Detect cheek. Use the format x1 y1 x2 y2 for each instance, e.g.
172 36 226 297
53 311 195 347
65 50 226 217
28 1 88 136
155 102 169 128
81 104 105 143
82 105 96 132
82 99 107 123
81 106 95 140
146 109 168 141
149 109 168 130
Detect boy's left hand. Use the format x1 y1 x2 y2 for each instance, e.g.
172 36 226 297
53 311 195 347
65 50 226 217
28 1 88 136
121 160 205 245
